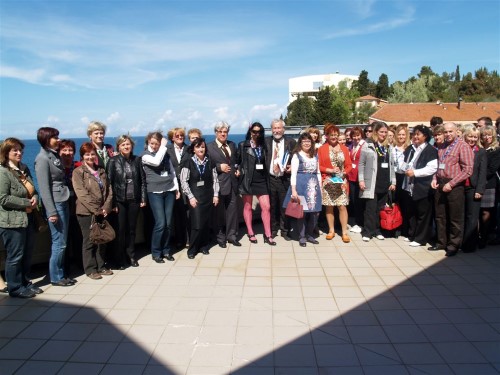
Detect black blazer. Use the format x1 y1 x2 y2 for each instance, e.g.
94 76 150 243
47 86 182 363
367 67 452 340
237 140 269 195
206 140 239 196
166 143 191 180
264 136 296 181
403 144 438 201
469 148 487 194
484 148 500 189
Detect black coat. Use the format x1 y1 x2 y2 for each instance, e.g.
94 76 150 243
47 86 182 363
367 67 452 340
484 148 500 189
264 136 296 182
237 140 269 195
469 148 487 194
106 154 146 204
403 144 438 201
166 143 191 181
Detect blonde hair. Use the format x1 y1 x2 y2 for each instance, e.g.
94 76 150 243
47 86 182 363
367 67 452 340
463 124 481 147
480 125 499 149
87 121 107 137
395 124 410 148
167 127 186 141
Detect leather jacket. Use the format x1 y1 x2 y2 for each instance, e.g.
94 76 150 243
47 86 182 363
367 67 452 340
106 154 146 205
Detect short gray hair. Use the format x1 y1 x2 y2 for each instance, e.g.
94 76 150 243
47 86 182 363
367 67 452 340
214 121 230 133
270 119 285 128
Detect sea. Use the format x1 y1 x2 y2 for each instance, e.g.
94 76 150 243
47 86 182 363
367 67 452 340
19 134 247 190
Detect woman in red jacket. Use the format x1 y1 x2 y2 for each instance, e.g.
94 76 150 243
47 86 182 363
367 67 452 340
318 123 352 243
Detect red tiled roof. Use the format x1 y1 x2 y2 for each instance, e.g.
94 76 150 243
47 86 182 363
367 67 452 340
369 102 500 125
357 95 379 101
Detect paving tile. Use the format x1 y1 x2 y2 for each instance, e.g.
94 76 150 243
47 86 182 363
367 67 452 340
418 324 467 342
274 344 317 367
190 344 234 366
314 344 360 367
0 338 45 359
100 364 145 375
449 363 500 374
17 321 64 340
354 343 401 366
383 325 428 344
31 340 81 361
58 362 104 375
14 360 65 375
393 343 444 364
454 323 500 342
70 341 118 363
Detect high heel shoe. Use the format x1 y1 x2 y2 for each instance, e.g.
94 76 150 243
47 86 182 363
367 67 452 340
263 235 276 246
247 234 258 244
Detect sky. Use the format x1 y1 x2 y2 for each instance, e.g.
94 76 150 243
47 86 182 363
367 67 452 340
0 0 499 139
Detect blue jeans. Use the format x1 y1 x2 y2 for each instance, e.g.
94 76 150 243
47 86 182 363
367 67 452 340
0 227 26 296
147 191 175 258
48 201 69 282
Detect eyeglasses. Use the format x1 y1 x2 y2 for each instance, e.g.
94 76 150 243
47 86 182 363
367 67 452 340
216 130 228 134
174 134 184 138
328 134 338 138
364 129 373 133
251 130 260 134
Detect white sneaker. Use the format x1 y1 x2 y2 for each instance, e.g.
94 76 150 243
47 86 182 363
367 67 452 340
401 237 410 242
376 235 385 240
350 225 362 233
409 241 421 247
362 236 370 242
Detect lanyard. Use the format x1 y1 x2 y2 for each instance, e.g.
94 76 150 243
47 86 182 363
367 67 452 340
193 156 207 179
253 146 262 162
440 138 459 163
375 143 388 162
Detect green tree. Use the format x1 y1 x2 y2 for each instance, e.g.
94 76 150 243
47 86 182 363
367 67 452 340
356 70 371 96
455 65 461 82
376 73 391 99
389 79 428 103
313 86 335 124
353 102 377 123
285 95 316 126
418 66 435 78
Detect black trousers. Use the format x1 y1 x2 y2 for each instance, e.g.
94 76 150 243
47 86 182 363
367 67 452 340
463 188 481 251
77 215 106 275
215 189 239 243
361 192 388 238
116 201 140 263
435 185 465 251
406 192 433 245
349 181 364 227
269 175 290 235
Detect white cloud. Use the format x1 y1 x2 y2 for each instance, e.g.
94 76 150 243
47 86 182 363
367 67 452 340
106 112 121 124
80 116 90 125
350 0 376 19
47 115 59 123
0 66 45 84
155 109 174 126
214 106 229 119
325 4 415 39
187 111 201 121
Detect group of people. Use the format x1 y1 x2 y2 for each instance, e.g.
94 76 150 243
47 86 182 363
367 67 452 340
1 116 499 298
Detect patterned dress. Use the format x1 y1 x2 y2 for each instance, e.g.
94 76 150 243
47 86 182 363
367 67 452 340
322 148 349 206
283 153 322 212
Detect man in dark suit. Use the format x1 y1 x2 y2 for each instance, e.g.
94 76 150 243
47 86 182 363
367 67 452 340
265 119 296 240
166 128 192 249
206 121 241 247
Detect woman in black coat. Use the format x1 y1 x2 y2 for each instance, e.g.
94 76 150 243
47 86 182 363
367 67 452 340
179 138 219 258
462 125 487 252
401 125 438 247
106 135 146 267
237 122 275 245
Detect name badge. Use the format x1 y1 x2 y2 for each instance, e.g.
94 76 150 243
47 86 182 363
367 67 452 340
197 181 205 187
352 163 356 169
161 171 169 177
400 162 408 171
381 163 389 169
256 163 264 170
439 163 445 170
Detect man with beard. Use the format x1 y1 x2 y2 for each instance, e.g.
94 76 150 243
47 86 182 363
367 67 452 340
265 119 296 240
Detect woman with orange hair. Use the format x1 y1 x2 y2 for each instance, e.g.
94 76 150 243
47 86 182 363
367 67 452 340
318 123 352 243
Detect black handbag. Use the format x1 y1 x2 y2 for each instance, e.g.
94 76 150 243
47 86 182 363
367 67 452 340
32 207 48 233
89 215 115 244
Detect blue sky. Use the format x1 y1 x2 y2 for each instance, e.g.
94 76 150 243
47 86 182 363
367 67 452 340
1 0 499 139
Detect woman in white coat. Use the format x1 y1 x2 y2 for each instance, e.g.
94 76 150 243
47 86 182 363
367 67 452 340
358 121 396 242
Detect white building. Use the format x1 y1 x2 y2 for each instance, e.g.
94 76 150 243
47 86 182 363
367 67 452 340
288 72 358 103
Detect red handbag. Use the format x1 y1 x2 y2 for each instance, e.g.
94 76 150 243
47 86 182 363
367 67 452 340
285 200 304 219
380 195 403 231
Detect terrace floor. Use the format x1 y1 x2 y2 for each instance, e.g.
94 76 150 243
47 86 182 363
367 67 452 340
1 226 499 374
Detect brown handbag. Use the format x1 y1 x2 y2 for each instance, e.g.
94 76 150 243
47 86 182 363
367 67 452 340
89 215 116 244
